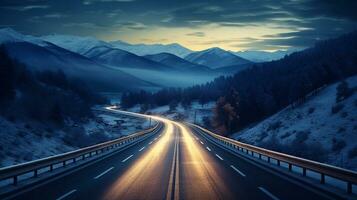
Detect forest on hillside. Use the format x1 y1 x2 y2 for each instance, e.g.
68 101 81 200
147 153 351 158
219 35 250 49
121 31 357 135
0 46 107 126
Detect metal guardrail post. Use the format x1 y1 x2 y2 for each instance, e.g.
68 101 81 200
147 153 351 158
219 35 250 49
0 122 162 189
188 122 357 195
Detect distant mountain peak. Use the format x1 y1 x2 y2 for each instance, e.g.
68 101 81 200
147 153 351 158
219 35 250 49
185 47 251 69
109 41 193 58
0 27 45 45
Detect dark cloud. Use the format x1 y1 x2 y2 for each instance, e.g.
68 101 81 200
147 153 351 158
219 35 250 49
186 32 205 37
0 0 356 50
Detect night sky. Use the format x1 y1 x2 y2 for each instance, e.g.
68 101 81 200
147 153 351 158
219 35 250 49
0 0 356 51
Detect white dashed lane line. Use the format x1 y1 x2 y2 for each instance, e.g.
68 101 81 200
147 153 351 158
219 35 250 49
230 165 246 177
139 146 146 152
215 154 224 161
149 141 153 145
122 155 134 163
200 141 204 145
56 189 77 200
94 167 114 179
258 187 280 200
206 147 211 151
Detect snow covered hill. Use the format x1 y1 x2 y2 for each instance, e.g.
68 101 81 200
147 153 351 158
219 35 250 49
84 46 171 71
110 41 193 58
0 28 46 46
185 47 252 69
0 28 154 92
144 52 211 72
0 111 150 168
234 50 295 62
41 34 112 55
232 76 357 170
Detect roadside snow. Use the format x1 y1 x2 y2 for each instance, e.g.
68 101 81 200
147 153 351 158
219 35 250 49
0 109 149 168
232 76 357 170
127 101 215 125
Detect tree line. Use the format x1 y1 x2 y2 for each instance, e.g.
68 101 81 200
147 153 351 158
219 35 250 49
0 46 107 125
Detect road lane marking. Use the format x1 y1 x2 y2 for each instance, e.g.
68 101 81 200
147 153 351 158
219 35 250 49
122 155 133 163
166 128 180 200
200 141 204 144
215 154 224 160
258 187 280 200
206 147 211 151
154 137 158 141
139 146 146 152
149 141 153 145
56 189 77 200
195 136 198 140
94 167 114 179
230 165 246 177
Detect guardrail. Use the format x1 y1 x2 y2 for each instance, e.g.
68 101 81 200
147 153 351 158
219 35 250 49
0 122 162 187
189 123 357 195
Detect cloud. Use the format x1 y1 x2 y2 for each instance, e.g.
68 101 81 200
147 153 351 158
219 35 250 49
186 31 205 37
83 0 135 5
3 4 49 11
116 21 147 30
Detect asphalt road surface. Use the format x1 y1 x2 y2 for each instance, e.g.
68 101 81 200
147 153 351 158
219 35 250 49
9 109 340 200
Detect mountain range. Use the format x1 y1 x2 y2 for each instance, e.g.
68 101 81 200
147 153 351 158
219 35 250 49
185 47 252 69
0 27 293 91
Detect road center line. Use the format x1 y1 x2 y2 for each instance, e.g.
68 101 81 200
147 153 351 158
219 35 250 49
122 155 134 163
206 147 211 151
139 146 146 152
56 189 77 200
215 154 224 161
258 187 280 200
94 167 114 179
230 165 246 177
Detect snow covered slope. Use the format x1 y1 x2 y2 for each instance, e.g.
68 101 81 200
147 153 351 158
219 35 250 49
110 41 193 58
185 47 252 69
84 46 171 71
0 28 45 46
232 76 357 170
144 52 211 72
0 28 154 92
0 111 150 167
41 34 112 54
233 50 295 62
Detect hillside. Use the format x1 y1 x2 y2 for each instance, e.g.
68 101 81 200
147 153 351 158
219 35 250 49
41 34 112 55
185 47 252 69
232 76 357 170
144 52 211 72
0 28 154 92
84 46 171 71
110 41 193 58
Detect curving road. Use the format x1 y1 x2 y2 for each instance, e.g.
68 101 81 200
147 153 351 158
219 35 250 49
9 108 340 200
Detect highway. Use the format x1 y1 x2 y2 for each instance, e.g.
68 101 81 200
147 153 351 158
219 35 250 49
8 109 342 200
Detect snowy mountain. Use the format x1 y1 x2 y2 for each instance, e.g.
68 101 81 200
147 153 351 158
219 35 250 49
233 50 296 62
232 76 357 170
0 28 154 91
0 28 47 46
41 34 112 55
144 52 211 72
185 47 252 69
110 41 193 58
84 46 171 71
